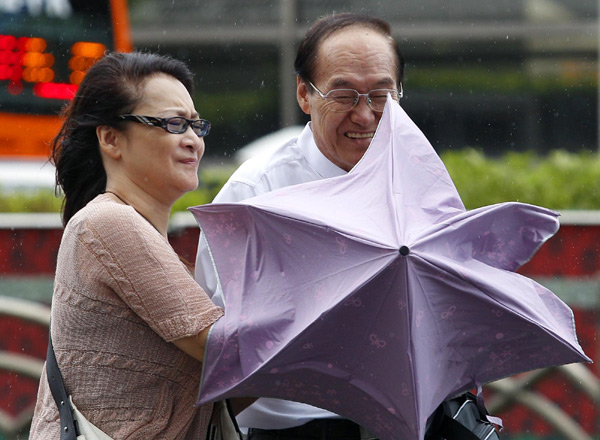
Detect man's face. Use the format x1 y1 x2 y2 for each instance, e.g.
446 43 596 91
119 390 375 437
297 26 398 172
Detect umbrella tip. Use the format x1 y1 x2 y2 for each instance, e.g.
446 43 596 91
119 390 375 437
399 245 410 256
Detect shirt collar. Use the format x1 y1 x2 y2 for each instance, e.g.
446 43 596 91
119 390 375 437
301 122 347 179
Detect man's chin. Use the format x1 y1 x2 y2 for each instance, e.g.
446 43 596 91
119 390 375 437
353 137 374 151
352 143 371 159
339 151 370 171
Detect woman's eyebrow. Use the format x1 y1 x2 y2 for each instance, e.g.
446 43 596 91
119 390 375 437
163 107 199 118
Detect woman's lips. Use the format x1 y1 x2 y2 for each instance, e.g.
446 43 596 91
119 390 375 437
180 158 198 165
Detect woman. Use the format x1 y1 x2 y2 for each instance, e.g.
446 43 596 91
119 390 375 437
30 52 224 438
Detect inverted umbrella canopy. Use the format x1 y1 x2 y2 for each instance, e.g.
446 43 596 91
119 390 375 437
190 97 590 440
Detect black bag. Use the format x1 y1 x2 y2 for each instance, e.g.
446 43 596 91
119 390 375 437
425 392 500 440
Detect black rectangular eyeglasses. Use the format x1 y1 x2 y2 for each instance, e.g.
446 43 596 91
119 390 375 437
118 114 211 137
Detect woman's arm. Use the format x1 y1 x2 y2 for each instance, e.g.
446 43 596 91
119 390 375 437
172 325 213 362
174 326 256 415
85 203 224 360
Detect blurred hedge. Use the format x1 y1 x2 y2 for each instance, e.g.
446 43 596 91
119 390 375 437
443 149 600 210
2 149 600 213
0 165 235 214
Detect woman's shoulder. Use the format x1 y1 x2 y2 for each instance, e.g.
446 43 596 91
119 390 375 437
67 193 142 232
64 194 167 261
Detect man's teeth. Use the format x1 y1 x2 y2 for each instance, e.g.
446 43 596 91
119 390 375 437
347 132 374 139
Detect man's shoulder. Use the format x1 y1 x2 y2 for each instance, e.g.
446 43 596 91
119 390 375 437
217 129 321 201
233 137 306 182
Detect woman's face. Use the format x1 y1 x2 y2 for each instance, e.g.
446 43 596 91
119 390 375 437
116 74 204 204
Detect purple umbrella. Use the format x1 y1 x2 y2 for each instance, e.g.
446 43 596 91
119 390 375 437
190 97 590 440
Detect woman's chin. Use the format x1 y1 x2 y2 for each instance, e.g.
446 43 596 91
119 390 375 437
181 178 200 194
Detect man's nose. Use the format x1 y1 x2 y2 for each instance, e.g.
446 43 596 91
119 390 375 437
349 96 377 124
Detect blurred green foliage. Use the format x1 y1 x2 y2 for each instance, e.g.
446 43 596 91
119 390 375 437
407 66 596 94
0 189 63 213
0 166 236 214
443 149 600 210
2 150 600 213
171 165 236 212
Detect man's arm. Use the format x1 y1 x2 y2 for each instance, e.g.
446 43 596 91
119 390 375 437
195 233 223 304
194 177 263 301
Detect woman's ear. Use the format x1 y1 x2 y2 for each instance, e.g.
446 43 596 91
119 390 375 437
296 76 311 115
96 125 122 159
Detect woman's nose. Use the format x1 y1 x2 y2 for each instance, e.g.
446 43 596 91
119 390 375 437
184 126 203 152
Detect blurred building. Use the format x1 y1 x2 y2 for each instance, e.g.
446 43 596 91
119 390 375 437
129 0 597 157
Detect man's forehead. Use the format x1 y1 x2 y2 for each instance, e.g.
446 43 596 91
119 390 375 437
314 27 397 82
320 24 392 50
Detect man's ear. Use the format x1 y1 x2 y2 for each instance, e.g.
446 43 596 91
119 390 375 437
296 76 311 115
96 125 122 159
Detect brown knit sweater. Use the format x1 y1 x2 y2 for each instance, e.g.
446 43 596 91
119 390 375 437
29 194 224 439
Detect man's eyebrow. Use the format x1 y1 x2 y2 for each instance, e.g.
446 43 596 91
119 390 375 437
374 78 396 87
329 77 396 89
330 78 352 88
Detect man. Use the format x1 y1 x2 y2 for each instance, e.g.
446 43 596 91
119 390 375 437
196 12 404 440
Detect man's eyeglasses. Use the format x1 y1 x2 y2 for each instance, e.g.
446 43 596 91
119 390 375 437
118 114 211 137
308 81 403 113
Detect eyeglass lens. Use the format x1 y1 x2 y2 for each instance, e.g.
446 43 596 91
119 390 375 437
326 90 397 112
166 117 210 136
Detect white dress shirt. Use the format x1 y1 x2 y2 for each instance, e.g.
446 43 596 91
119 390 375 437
195 122 347 430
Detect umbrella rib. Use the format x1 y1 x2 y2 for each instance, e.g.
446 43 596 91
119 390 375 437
402 257 437 432
400 255 423 435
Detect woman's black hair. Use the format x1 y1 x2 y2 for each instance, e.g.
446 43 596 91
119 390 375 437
51 51 194 226
294 13 405 87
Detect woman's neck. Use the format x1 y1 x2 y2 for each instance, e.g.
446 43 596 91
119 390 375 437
104 187 171 237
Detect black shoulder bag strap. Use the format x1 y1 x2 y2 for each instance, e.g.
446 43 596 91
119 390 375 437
46 329 79 440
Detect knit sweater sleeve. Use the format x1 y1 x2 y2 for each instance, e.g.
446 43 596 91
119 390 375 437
69 200 223 342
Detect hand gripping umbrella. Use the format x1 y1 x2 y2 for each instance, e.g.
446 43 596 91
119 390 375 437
190 97 590 440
